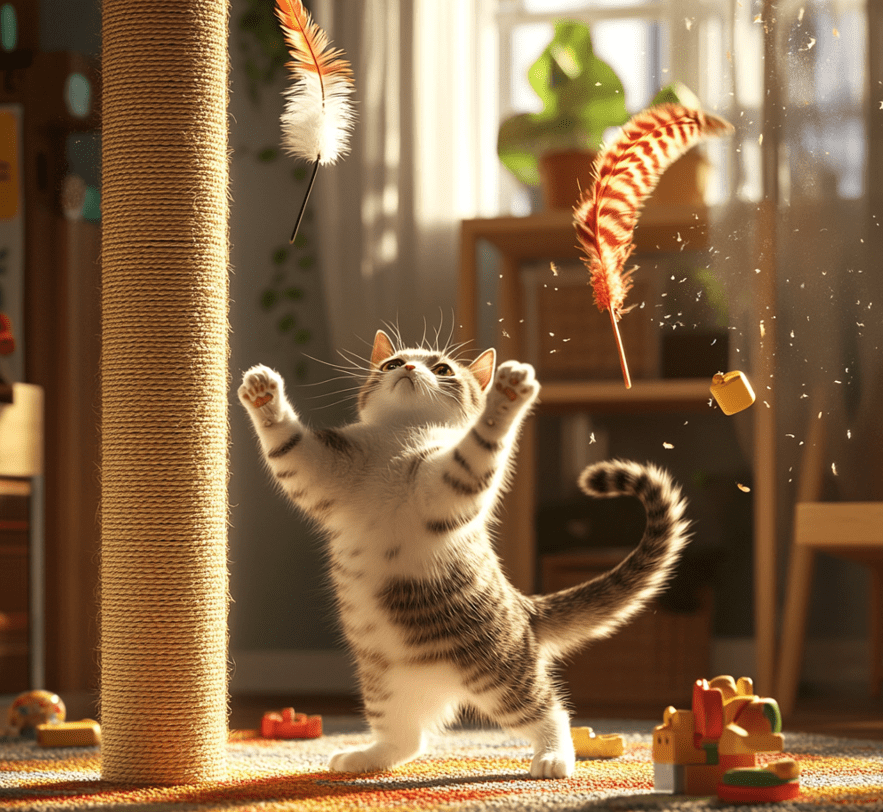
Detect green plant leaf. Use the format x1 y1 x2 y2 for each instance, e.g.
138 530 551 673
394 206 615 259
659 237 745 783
497 114 545 186
498 20 629 186
652 81 701 108
260 289 279 311
278 314 296 333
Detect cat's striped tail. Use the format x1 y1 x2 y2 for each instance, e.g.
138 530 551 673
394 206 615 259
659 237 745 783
531 459 690 661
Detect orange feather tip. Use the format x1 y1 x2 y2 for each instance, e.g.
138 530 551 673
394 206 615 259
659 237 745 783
275 0 356 166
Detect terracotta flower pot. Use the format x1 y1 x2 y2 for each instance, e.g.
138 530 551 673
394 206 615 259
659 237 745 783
537 147 710 211
537 150 598 210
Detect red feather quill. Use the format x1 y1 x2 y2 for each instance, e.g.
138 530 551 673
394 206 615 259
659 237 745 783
573 104 733 388
276 0 356 242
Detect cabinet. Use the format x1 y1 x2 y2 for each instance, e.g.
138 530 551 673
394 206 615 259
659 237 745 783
457 207 777 690
0 478 31 693
0 382 43 693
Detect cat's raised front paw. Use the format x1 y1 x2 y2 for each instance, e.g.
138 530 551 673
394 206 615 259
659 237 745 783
239 365 285 423
486 360 539 417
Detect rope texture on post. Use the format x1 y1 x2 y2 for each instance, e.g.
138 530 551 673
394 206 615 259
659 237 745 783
101 0 229 785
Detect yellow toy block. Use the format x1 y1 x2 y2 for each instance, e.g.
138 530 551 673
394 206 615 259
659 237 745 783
652 707 706 765
719 724 784 757
36 719 101 748
710 371 755 415
570 727 623 758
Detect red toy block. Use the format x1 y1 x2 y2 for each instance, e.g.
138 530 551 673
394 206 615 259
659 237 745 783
692 679 724 746
717 759 801 803
717 780 800 803
260 708 322 739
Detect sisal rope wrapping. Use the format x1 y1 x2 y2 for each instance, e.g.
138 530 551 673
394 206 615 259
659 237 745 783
101 0 229 784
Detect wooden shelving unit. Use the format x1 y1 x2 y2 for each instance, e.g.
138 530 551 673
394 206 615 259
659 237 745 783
457 207 714 590
457 206 777 693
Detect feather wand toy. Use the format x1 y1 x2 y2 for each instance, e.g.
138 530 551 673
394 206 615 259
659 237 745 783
573 104 733 388
276 0 356 243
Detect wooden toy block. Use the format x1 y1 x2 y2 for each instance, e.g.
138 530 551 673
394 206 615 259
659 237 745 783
652 707 706 766
719 724 784 756
717 758 800 803
653 676 789 796
653 762 684 794
570 726 623 758
683 763 726 796
36 719 101 747
692 679 724 745
260 708 322 739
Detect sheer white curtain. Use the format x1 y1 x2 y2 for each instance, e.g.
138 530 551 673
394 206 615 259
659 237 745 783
314 0 498 360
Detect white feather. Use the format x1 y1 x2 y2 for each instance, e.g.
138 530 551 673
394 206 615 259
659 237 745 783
280 64 355 165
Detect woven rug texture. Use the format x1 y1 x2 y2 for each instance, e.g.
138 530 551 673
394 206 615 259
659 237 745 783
1 725 882 811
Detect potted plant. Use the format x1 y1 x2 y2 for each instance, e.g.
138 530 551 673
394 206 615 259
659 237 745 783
645 81 712 208
497 20 629 209
498 21 714 211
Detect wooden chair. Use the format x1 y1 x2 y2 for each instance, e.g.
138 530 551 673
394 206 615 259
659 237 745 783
776 403 883 717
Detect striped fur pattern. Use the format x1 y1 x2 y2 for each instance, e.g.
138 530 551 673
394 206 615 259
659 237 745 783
238 330 690 779
574 104 733 318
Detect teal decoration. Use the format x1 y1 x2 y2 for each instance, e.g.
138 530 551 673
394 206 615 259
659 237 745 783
65 73 92 119
0 4 16 52
82 186 101 222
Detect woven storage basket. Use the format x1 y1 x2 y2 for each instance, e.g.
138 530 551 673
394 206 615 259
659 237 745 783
542 550 711 707
522 264 661 380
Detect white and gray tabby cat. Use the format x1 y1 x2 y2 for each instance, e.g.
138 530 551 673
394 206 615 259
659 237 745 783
238 329 690 779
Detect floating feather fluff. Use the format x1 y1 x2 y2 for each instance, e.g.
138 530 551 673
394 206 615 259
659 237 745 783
573 104 733 388
276 0 356 242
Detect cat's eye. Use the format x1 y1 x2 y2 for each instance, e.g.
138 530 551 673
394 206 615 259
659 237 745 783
381 359 404 372
432 363 454 376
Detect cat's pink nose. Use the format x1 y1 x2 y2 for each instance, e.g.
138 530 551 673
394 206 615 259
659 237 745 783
404 364 415 370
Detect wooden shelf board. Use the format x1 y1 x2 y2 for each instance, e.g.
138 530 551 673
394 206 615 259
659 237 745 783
538 378 714 412
462 205 709 261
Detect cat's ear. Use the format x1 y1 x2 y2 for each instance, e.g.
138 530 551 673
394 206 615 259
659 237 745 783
468 348 496 391
370 330 396 368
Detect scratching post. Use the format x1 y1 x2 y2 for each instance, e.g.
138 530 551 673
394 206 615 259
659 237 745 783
101 0 229 784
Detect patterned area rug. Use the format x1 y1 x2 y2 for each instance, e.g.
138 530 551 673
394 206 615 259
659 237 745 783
1 724 882 811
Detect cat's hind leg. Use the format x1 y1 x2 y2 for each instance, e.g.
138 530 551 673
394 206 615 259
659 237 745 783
512 704 575 779
468 665 575 779
329 664 461 774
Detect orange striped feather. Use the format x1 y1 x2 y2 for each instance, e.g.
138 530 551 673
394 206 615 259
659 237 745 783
573 104 733 387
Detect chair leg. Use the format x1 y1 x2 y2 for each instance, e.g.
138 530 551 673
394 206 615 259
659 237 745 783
776 545 816 718
870 565 883 699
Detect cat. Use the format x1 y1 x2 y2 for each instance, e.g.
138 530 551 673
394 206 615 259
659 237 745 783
238 329 690 779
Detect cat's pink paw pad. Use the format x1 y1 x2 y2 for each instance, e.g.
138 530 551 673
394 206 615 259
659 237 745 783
239 365 283 411
494 362 538 401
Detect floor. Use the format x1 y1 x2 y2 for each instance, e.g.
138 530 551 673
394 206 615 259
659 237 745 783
43 686 883 742
229 690 883 741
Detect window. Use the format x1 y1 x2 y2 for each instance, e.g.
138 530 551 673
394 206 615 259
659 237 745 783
492 0 867 213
